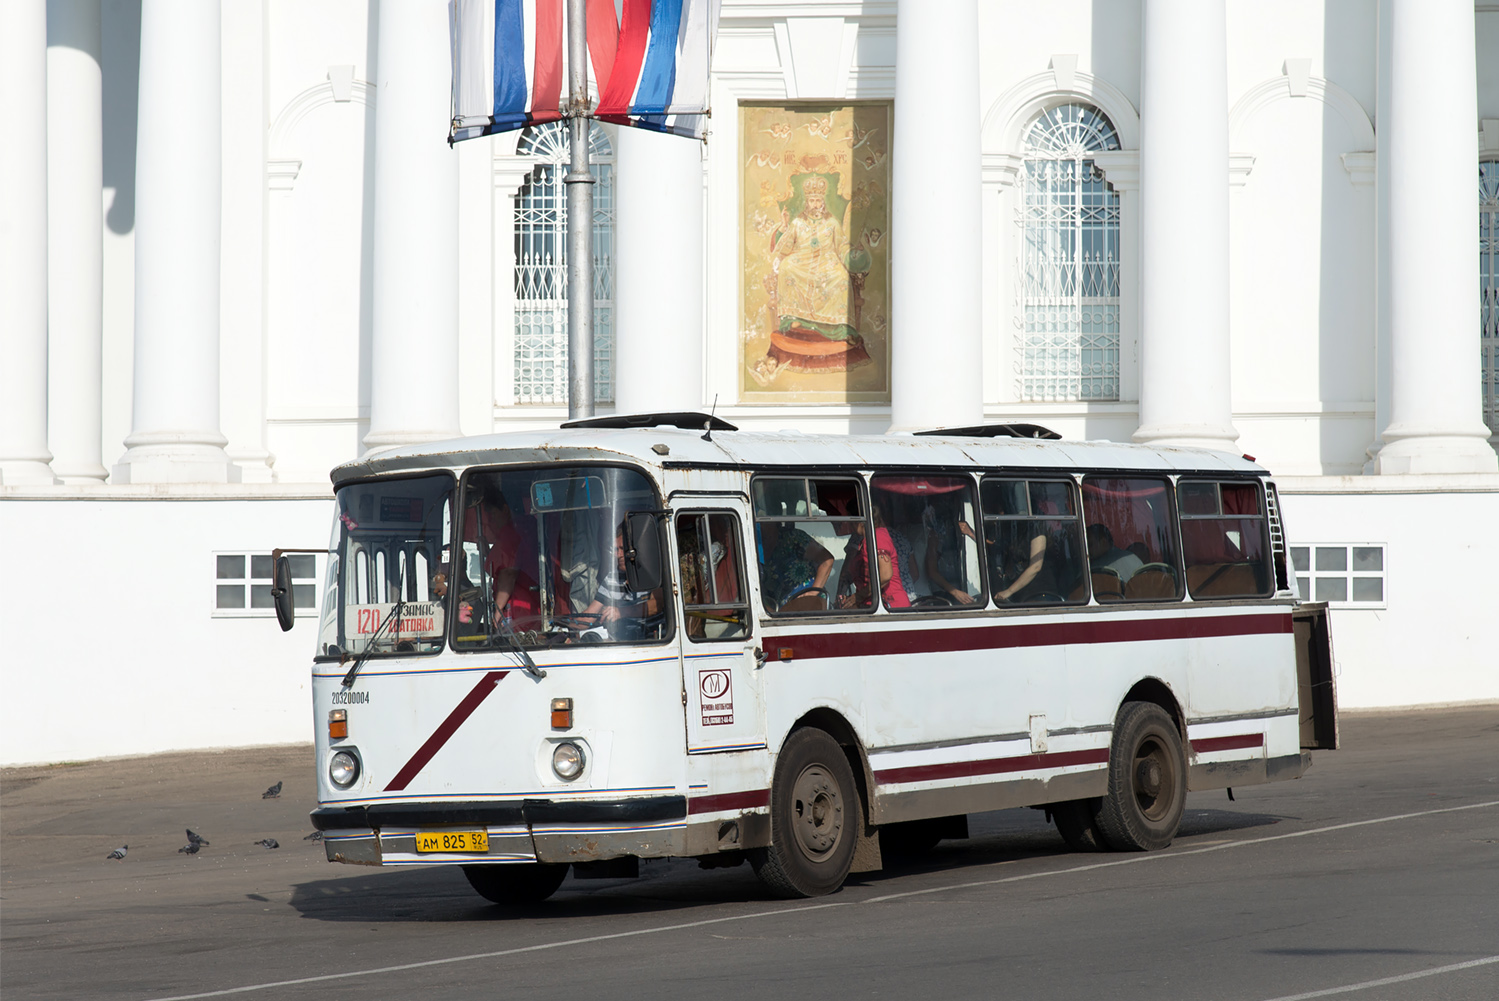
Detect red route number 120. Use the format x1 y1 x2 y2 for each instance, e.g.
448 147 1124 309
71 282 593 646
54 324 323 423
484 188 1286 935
355 607 382 634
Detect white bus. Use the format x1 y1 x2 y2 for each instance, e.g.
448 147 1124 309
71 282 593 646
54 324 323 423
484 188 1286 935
277 413 1336 902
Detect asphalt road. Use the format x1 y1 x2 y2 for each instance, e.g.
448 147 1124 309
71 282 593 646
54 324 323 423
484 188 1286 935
3 707 1496 1001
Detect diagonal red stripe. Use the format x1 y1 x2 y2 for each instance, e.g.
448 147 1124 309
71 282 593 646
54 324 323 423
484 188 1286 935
384 671 508 791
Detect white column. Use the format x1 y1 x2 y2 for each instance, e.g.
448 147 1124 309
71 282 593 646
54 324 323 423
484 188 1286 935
113 0 237 483
363 0 460 452
888 0 983 432
0 1 56 485
1133 0 1238 453
47 0 108 483
614 128 704 415
1370 0 1497 473
220 0 273 481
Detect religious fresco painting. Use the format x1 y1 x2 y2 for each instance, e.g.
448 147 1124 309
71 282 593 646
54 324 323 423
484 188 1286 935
740 104 891 402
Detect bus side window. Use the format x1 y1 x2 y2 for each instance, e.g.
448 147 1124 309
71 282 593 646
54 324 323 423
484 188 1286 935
979 477 1088 606
676 512 751 640
752 476 872 614
1079 476 1183 602
1179 480 1273 599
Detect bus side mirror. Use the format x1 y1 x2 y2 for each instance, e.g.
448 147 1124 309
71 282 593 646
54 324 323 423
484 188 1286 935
623 513 663 592
271 555 295 632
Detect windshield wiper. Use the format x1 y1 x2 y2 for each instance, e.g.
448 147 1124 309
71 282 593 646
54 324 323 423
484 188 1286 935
495 619 545 679
342 599 405 688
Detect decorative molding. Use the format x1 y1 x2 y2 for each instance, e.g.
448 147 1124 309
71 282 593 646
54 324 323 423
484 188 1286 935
1341 151 1376 187
1228 73 1375 151
328 65 354 102
982 152 1024 188
1482 119 1499 153
1283 58 1312 98
266 159 302 191
268 78 375 153
1228 153 1256 187
1091 150 1139 191
983 68 1140 153
1050 54 1077 93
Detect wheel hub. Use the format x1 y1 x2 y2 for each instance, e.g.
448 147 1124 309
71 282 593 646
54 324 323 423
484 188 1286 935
791 765 844 859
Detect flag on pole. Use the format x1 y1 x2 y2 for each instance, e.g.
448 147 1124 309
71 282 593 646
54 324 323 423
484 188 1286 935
449 0 720 143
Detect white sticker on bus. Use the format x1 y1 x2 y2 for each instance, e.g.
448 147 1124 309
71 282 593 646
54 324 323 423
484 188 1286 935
349 602 445 639
699 668 734 726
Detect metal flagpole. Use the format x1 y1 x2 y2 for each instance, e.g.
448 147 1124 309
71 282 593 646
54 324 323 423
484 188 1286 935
563 0 594 419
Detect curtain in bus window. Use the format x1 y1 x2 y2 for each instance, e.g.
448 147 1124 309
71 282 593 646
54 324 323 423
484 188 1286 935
872 475 982 608
1080 477 1182 602
980 477 1088 605
1179 480 1272 598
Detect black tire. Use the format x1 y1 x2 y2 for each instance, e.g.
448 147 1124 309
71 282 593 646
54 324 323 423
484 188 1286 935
1096 702 1187 852
751 728 860 898
1051 798 1107 852
462 862 569 904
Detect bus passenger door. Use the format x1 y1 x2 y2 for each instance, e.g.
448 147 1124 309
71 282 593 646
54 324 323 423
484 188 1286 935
672 503 766 753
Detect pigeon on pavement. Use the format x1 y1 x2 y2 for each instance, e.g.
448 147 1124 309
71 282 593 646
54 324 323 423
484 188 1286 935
186 828 210 847
255 838 280 849
303 831 323 842
262 781 282 799
178 842 200 855
106 845 127 860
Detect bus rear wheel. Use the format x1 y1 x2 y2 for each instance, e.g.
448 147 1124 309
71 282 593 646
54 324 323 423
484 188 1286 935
752 727 860 898
1096 701 1186 852
462 862 568 904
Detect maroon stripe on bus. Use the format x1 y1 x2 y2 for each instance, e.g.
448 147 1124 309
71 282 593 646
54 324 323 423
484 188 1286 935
1191 733 1265 754
688 789 770 814
873 746 1110 786
762 611 1291 662
385 670 509 791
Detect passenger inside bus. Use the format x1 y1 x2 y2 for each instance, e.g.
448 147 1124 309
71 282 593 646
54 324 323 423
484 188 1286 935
457 483 542 632
1086 523 1144 581
758 520 835 610
836 507 910 609
581 523 666 640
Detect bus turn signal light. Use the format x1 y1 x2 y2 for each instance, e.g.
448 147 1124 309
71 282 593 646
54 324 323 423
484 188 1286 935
328 709 347 739
551 698 573 729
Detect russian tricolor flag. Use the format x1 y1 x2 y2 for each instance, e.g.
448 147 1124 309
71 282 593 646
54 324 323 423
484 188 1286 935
450 0 720 143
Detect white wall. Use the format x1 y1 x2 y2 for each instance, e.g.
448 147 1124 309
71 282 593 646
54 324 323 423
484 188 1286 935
1278 481 1499 708
0 493 332 765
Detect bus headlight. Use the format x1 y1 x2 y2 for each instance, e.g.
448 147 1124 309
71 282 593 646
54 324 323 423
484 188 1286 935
551 742 585 780
329 749 361 788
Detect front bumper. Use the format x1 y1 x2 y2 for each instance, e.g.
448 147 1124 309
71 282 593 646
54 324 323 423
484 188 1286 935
312 796 690 865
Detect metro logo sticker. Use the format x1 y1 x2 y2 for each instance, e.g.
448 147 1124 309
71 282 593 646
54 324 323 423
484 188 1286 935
699 668 734 726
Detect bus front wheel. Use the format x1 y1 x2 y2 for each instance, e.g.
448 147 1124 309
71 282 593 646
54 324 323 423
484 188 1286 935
752 728 860 898
1097 701 1186 852
462 862 568 904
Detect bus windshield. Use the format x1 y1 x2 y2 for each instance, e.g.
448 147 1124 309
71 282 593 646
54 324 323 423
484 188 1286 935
451 464 670 650
318 473 455 659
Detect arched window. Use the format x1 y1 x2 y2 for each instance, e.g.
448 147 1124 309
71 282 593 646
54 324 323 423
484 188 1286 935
1019 103 1121 402
513 122 615 404
1482 160 1499 436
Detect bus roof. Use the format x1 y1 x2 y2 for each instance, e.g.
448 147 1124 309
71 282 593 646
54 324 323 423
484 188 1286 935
331 425 1267 487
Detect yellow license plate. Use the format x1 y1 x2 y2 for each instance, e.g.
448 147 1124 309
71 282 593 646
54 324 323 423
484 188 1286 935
414 830 489 854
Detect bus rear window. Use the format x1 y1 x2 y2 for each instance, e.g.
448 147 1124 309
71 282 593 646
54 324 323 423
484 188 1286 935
1178 480 1273 599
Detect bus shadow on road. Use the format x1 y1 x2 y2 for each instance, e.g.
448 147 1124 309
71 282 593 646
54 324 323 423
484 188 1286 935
285 807 1292 922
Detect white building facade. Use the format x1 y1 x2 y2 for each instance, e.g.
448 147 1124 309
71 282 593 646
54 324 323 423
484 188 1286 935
2 0 1496 765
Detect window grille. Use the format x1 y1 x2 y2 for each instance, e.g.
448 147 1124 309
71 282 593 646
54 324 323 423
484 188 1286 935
213 552 318 617
513 122 615 405
1289 544 1385 607
1018 103 1121 402
1482 161 1499 436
